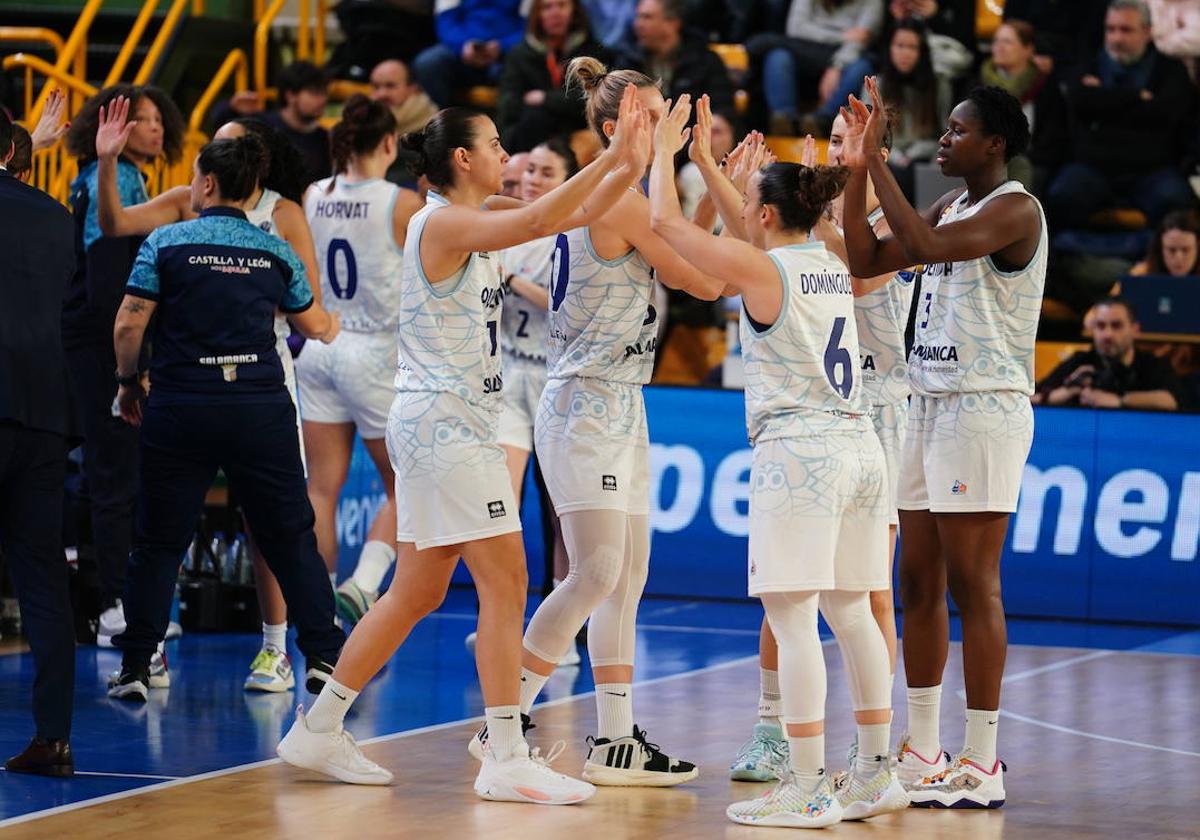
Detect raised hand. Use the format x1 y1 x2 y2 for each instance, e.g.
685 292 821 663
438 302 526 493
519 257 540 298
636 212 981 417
837 93 871 170
800 133 817 169
688 94 716 169
30 87 69 152
96 95 136 161
861 76 887 157
607 84 651 171
653 94 692 158
729 131 763 193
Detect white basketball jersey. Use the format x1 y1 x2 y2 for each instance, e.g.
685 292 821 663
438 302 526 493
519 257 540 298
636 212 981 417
742 242 863 443
394 193 506 411
854 208 915 406
546 226 658 383
306 177 405 332
244 189 294 346
909 181 1047 396
499 235 554 363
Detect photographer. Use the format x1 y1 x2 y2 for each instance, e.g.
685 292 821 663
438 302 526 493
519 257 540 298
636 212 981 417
1034 297 1185 411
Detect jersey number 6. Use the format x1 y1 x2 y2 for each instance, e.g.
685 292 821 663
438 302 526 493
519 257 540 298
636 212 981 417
327 238 358 300
823 316 854 399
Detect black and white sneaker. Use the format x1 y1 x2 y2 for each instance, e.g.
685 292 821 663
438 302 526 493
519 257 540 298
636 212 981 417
305 657 334 694
468 713 535 761
107 667 150 702
582 725 699 787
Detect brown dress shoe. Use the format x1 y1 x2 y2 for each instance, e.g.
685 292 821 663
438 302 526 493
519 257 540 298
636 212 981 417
5 737 74 777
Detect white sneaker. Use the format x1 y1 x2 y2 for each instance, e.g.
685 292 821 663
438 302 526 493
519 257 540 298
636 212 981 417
834 760 910 820
473 741 595 805
276 705 393 785
149 647 170 689
468 713 534 762
727 772 844 828
165 620 183 640
582 725 698 787
908 750 1006 809
896 732 948 788
97 601 125 648
245 645 295 692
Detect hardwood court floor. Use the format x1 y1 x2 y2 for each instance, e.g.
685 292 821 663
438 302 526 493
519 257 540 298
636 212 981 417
9 641 1198 839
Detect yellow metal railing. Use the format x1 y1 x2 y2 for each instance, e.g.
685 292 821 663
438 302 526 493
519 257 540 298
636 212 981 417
105 0 161 86
25 0 100 123
254 0 288 103
4 53 97 116
133 0 189 84
0 27 66 61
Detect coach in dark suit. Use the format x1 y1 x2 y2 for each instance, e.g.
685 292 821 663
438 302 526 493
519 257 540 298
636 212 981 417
0 109 79 777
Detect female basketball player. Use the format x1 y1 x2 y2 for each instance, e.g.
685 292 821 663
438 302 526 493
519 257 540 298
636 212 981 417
95 99 332 694
493 58 729 789
649 96 908 827
277 89 652 804
841 78 1046 808
297 96 424 629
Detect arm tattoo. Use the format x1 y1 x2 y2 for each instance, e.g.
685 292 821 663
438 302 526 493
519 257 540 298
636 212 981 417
123 299 148 315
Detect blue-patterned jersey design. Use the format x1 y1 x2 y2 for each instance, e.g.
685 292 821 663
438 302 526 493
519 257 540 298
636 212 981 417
908 181 1048 396
73 158 148 251
545 226 658 384
742 243 867 443
126 206 311 402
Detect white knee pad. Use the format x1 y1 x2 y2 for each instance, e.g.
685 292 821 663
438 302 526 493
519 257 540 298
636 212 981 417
522 510 626 664
588 514 650 667
819 590 891 712
762 591 826 726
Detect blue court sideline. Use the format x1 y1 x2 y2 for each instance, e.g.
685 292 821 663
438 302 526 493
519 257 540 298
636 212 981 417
2 587 1197 822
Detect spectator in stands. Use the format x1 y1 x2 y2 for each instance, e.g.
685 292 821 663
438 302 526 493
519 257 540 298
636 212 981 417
411 0 527 109
1035 297 1184 410
583 0 638 48
498 0 611 152
501 151 531 197
1045 0 1197 231
1147 0 1200 80
1004 0 1109 76
614 0 736 119
872 18 949 200
220 61 333 185
0 107 79 779
63 85 184 647
369 58 438 186
746 0 883 136
976 19 1069 191
369 59 438 137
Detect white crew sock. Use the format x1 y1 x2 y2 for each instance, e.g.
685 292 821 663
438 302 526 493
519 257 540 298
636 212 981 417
787 732 825 789
964 708 1000 767
759 668 783 728
857 722 891 775
351 540 395 593
305 678 358 733
262 622 287 651
906 684 942 759
519 667 549 714
484 705 524 760
595 683 634 741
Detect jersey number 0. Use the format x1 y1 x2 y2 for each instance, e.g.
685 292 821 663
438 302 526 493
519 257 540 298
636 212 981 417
327 238 358 300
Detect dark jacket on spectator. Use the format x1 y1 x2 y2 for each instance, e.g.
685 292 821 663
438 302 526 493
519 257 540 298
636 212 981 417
1036 347 1187 407
615 35 736 118
1005 0 1107 72
497 31 612 143
435 0 527 56
1065 44 1197 175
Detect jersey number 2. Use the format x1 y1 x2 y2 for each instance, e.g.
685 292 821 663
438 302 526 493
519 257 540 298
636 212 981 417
823 317 854 399
327 238 358 300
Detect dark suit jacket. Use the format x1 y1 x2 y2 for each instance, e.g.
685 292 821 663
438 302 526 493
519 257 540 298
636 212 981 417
614 36 736 119
0 169 77 437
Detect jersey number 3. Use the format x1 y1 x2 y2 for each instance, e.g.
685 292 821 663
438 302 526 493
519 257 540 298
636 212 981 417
823 316 854 399
327 238 358 300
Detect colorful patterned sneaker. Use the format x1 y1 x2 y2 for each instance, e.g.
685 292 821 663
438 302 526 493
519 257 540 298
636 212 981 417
468 713 536 761
834 758 911 820
895 732 949 789
276 705 393 785
474 740 595 805
730 723 790 782
727 771 844 828
582 725 699 787
244 644 295 692
908 750 1006 809
334 579 377 626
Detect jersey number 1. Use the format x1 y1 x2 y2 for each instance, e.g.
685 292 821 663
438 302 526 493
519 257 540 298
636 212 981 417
823 317 854 399
327 238 358 300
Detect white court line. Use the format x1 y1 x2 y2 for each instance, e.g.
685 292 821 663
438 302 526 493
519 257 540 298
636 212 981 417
71 771 182 781
0 652 762 829
953 649 1200 759
426 611 762 637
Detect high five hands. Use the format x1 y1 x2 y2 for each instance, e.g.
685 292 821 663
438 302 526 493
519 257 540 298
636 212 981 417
607 83 653 174
653 94 692 159
837 75 886 171
95 95 136 160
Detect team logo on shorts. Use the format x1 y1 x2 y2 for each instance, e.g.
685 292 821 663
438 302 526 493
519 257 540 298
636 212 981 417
487 500 507 519
602 475 618 491
951 480 968 496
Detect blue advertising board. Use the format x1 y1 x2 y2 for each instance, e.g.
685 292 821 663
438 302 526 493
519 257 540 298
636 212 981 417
336 389 1200 626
